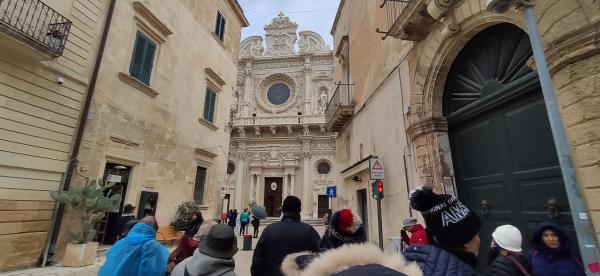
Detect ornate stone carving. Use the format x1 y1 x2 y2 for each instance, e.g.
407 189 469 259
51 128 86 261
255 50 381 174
302 125 310 136
240 36 265 58
254 126 261 138
313 71 332 80
287 125 293 136
299 31 329 53
270 126 277 136
264 13 298 56
237 127 246 138
320 126 326 136
255 73 300 113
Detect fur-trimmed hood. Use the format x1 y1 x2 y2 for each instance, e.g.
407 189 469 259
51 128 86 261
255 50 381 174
281 243 422 276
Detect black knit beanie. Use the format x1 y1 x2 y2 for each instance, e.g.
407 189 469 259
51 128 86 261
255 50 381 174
282 196 301 214
409 186 481 247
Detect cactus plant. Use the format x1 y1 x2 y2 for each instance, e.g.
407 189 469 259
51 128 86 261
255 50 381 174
50 179 122 244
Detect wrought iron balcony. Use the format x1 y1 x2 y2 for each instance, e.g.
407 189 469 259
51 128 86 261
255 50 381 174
326 83 355 132
0 0 71 58
376 0 435 41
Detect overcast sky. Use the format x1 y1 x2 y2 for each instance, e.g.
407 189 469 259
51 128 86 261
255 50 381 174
238 0 340 48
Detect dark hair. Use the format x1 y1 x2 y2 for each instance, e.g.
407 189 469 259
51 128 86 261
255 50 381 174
123 204 135 214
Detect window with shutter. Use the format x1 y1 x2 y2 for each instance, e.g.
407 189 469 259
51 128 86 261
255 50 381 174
194 167 207 204
203 88 217 123
214 11 226 42
129 32 156 85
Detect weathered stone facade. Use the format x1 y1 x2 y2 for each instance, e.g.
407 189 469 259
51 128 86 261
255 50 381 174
228 14 336 219
330 0 600 251
56 0 248 258
0 0 109 271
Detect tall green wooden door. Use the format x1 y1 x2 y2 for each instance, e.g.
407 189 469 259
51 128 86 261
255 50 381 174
444 23 577 269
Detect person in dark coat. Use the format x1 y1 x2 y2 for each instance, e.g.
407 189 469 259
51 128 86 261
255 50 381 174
228 209 238 228
251 196 320 276
115 204 136 240
528 221 585 276
403 186 481 276
184 211 203 237
485 224 530 276
251 215 260 238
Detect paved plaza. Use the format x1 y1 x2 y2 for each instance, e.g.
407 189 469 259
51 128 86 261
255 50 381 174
0 224 326 276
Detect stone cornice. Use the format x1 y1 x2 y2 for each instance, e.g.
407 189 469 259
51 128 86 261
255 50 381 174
133 1 173 44
226 0 250 27
118 72 159 98
407 117 448 140
109 136 140 147
195 148 218 158
205 68 226 88
545 20 600 75
240 52 333 64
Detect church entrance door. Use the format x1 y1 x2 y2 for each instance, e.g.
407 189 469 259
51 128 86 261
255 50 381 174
264 177 283 217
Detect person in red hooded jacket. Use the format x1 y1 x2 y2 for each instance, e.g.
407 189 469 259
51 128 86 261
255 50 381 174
401 217 429 246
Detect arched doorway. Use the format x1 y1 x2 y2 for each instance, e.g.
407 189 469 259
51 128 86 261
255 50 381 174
444 23 577 266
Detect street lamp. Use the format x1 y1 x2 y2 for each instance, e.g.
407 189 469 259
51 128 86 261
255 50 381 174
487 0 599 274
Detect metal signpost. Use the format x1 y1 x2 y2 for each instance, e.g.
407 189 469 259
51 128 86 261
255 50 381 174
370 157 385 249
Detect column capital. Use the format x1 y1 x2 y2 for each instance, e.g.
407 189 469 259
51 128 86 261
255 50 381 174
407 117 448 141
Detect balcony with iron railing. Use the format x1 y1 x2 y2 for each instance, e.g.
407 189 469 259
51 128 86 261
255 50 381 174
0 0 71 59
326 82 355 132
375 0 436 41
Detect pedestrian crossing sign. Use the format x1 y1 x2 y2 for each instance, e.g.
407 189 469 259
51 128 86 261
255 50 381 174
326 186 337 198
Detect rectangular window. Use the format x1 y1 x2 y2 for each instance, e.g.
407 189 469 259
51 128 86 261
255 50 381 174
129 32 156 85
194 167 207 204
203 87 217 123
214 11 226 42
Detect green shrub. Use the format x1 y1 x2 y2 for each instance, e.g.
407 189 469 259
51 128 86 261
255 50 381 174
50 179 121 244
171 201 200 231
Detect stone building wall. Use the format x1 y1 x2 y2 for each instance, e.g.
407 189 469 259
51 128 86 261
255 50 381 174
0 0 109 271
60 0 249 254
330 0 600 250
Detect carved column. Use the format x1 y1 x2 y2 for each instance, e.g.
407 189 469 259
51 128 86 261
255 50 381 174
242 62 253 117
283 174 289 197
255 173 261 205
249 173 255 201
235 150 247 210
406 117 449 193
304 56 312 114
290 174 296 195
300 137 312 218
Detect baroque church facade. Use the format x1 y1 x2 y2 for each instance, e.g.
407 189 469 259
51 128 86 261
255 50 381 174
226 13 336 219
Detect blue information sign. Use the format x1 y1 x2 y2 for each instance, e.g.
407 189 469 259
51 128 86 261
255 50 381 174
326 186 337 198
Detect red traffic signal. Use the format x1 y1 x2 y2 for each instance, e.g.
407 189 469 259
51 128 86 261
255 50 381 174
372 180 384 199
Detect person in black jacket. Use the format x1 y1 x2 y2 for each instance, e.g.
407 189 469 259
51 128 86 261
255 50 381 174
115 204 136 240
251 196 320 276
403 186 481 276
251 215 260 238
184 211 203 237
485 224 531 276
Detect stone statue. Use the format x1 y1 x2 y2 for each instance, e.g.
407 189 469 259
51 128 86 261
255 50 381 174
318 90 328 114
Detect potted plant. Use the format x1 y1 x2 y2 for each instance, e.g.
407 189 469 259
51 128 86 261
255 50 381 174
170 201 200 231
50 179 121 267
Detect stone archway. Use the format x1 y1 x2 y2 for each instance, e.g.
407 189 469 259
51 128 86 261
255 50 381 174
406 10 527 193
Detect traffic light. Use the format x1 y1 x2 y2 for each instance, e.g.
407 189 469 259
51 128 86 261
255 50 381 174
371 180 384 199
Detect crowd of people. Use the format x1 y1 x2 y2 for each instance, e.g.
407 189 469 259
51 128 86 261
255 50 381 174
98 189 586 276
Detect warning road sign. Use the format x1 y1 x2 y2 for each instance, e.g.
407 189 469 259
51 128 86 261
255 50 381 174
369 157 385 180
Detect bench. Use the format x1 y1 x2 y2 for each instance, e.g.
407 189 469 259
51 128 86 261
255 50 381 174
156 226 183 246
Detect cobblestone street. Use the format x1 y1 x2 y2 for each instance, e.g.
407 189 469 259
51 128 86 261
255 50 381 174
0 225 326 276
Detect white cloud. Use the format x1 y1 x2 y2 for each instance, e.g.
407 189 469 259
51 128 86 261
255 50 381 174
238 0 340 47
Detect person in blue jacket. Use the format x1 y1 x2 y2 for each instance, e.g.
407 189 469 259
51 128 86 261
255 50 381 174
99 216 169 276
528 221 585 276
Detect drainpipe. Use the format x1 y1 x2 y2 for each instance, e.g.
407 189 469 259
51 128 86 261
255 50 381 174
40 0 117 266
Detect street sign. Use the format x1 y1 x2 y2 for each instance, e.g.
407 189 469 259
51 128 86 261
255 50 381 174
369 157 385 180
326 186 337 198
